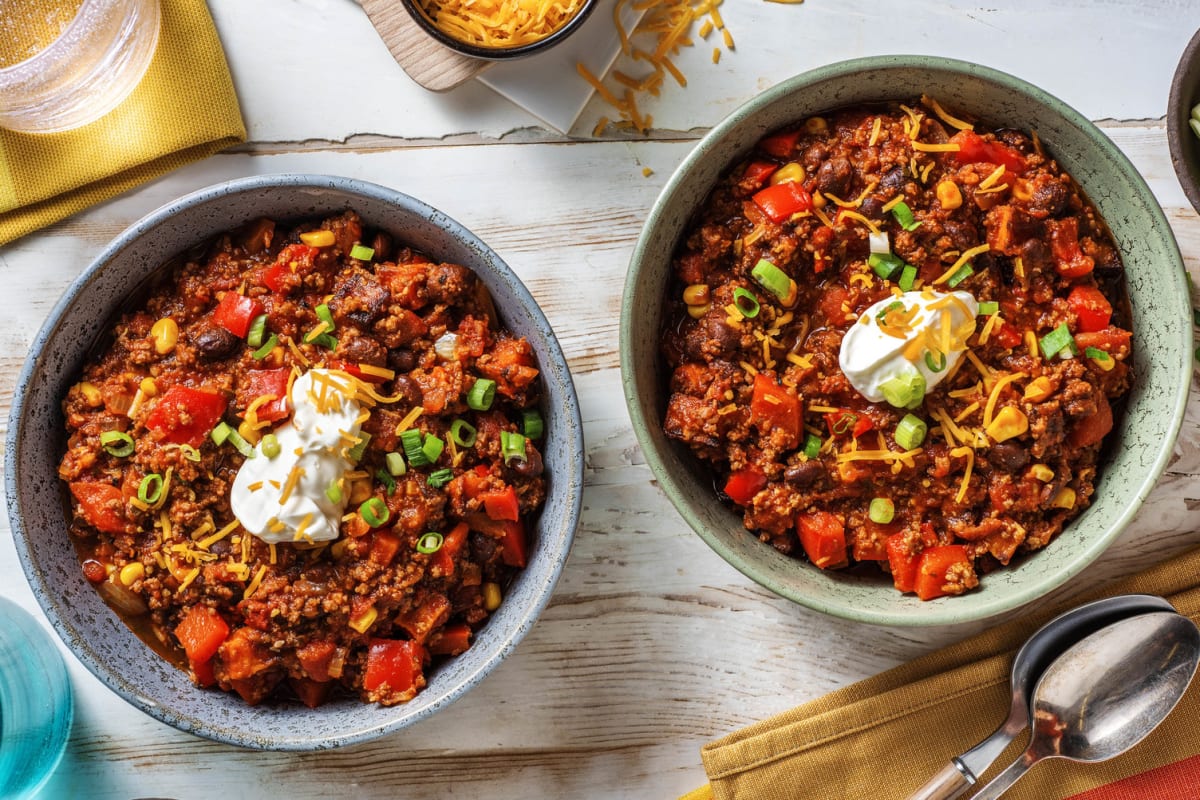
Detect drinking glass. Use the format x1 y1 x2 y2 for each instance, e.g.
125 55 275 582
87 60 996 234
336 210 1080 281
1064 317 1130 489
0 597 73 800
0 0 161 133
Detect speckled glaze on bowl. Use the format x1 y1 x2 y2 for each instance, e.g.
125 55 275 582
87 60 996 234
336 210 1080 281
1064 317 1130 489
620 56 1190 627
1168 27 1200 216
6 175 584 749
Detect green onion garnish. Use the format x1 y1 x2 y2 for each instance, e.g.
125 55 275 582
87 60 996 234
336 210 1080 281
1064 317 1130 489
880 372 926 410
1084 346 1111 362
890 201 922 232
501 430 527 464
210 422 232 446
225 428 255 458
179 444 201 462
376 468 396 496
868 252 905 280
325 481 343 504
310 333 337 350
830 412 857 436
427 468 453 489
895 413 928 449
347 431 371 463
732 287 760 318
386 451 407 476
246 314 268 348
868 497 895 524
315 303 336 331
898 264 918 292
416 531 444 554
100 430 135 457
1039 323 1075 359
449 419 477 447
252 334 278 360
349 244 375 261
875 300 904 323
421 434 444 464
802 433 822 460
401 429 428 466
467 378 496 411
946 263 975 288
978 301 999 316
137 473 164 504
261 433 281 459
520 409 544 440
750 259 796 304
359 497 389 528
924 350 947 373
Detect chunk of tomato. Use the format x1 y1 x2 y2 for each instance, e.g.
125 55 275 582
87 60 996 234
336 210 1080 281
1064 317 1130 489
363 639 422 694
175 606 230 687
759 129 802 158
750 373 800 447
744 160 779 188
1067 285 1113 333
69 481 127 534
950 129 1027 175
752 181 813 223
796 511 847 569
825 409 873 439
722 467 767 505
143 386 227 446
1046 217 1095 278
260 244 319 293
914 545 975 601
498 519 528 568
239 368 291 423
1067 393 1113 449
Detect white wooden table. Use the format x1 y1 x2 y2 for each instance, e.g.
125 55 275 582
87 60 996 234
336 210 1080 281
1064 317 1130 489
3 2 1199 797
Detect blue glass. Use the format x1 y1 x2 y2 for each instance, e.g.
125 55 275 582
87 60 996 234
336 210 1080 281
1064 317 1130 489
0 597 72 800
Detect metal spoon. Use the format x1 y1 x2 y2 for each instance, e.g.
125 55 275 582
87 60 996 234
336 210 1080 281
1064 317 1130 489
970 610 1200 799
907 594 1175 800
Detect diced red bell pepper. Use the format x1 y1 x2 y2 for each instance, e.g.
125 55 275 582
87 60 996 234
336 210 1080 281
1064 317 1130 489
750 372 801 447
397 595 451 643
461 464 492 499
796 511 848 570
69 481 128 534
992 321 1023 349
1067 285 1113 333
886 524 937 594
914 545 975 601
327 358 387 384
175 606 230 686
1073 327 1132 360
480 485 520 522
143 386 228 446
211 291 264 339
427 624 472 656
722 467 767 505
289 677 332 709
192 657 217 688
239 368 291 423
759 129 803 158
499 519 528 568
432 522 470 576
825 409 873 438
369 530 402 567
1067 394 1113 449
260 244 319 293
296 640 337 683
950 129 1027 176
752 181 813 223
1046 217 1095 278
363 639 422 694
744 160 779 188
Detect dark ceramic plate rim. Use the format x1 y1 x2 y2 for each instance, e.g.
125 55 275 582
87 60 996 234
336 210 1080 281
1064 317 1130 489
6 174 584 749
1167 27 1200 215
398 0 597 60
620 55 1190 626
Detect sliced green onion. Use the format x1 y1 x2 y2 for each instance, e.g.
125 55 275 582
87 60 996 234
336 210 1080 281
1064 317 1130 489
261 433 281 458
349 244 375 261
100 430 135 457
830 412 858 436
315 303 336 332
386 451 407 477
890 201 922 231
520 409 544 440
416 531 444 554
732 287 760 318
401 428 428 466
751 259 796 304
252 334 279 360
946 263 975 288
246 314 268 348
880 372 926 409
449 418 477 447
421 434 444 464
359 497 389 528
376 468 397 496
325 481 343 504
347 431 371 463
427 468 453 489
875 300 905 323
868 252 905 280
210 422 233 446
802 433 822 460
1193 101 1200 123
924 350 947 373
310 333 337 350
978 301 999 316
137 473 164 504
179 444 201 462
898 264 918 292
225 428 255 458
895 413 928 449
1084 346 1112 362
1191 118 1200 142
501 430 527 464
1039 323 1075 359
467 378 496 411
868 497 895 524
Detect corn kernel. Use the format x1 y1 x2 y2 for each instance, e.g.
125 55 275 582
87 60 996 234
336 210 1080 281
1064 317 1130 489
349 478 373 505
348 606 378 633
300 230 336 247
770 162 806 185
331 539 351 560
1023 376 1053 402
482 581 502 611
1051 488 1076 509
1011 178 1033 202
119 562 145 586
812 192 827 209
139 377 157 397
237 419 262 445
78 381 103 407
150 317 178 355
804 116 827 134
1030 464 1055 482
985 406 1029 443
687 303 711 319
936 180 963 210
682 284 710 305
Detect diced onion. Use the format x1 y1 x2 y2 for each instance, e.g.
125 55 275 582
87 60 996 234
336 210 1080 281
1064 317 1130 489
868 231 890 254
434 332 459 361
97 577 149 616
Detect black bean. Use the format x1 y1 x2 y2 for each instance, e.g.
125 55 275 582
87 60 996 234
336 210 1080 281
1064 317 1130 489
509 447 543 478
390 375 423 406
987 442 1029 473
815 157 852 197
388 348 417 373
191 323 239 360
785 461 822 488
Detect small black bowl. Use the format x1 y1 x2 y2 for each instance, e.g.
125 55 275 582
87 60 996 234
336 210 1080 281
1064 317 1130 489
1168 27 1200 216
400 0 597 60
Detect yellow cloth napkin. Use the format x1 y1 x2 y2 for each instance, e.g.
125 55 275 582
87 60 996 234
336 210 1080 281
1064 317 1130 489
0 0 245 246
687 547 1200 800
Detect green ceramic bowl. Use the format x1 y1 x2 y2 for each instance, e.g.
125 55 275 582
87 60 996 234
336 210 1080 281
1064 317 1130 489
620 56 1190 626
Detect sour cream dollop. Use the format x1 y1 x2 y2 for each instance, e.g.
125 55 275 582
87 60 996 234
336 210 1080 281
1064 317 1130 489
838 290 979 404
231 369 363 544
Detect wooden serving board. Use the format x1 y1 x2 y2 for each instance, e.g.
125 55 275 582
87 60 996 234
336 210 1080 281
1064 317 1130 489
359 0 490 92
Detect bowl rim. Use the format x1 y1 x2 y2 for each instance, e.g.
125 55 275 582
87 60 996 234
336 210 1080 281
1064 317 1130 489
397 0 597 60
1167 27 1200 216
620 55 1191 626
5 173 584 748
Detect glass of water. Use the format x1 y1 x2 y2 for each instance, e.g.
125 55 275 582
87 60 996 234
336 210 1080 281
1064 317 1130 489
0 597 73 800
0 0 161 133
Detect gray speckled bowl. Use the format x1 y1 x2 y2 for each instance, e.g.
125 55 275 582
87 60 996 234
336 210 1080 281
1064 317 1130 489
6 175 584 749
1168 27 1200 216
621 56 1190 627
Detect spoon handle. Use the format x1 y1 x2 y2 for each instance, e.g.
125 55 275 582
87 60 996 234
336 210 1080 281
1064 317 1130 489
904 761 972 800
967 755 1033 800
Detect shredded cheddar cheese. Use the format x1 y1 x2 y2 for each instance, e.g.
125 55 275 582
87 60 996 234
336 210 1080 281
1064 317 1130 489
933 243 990 285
